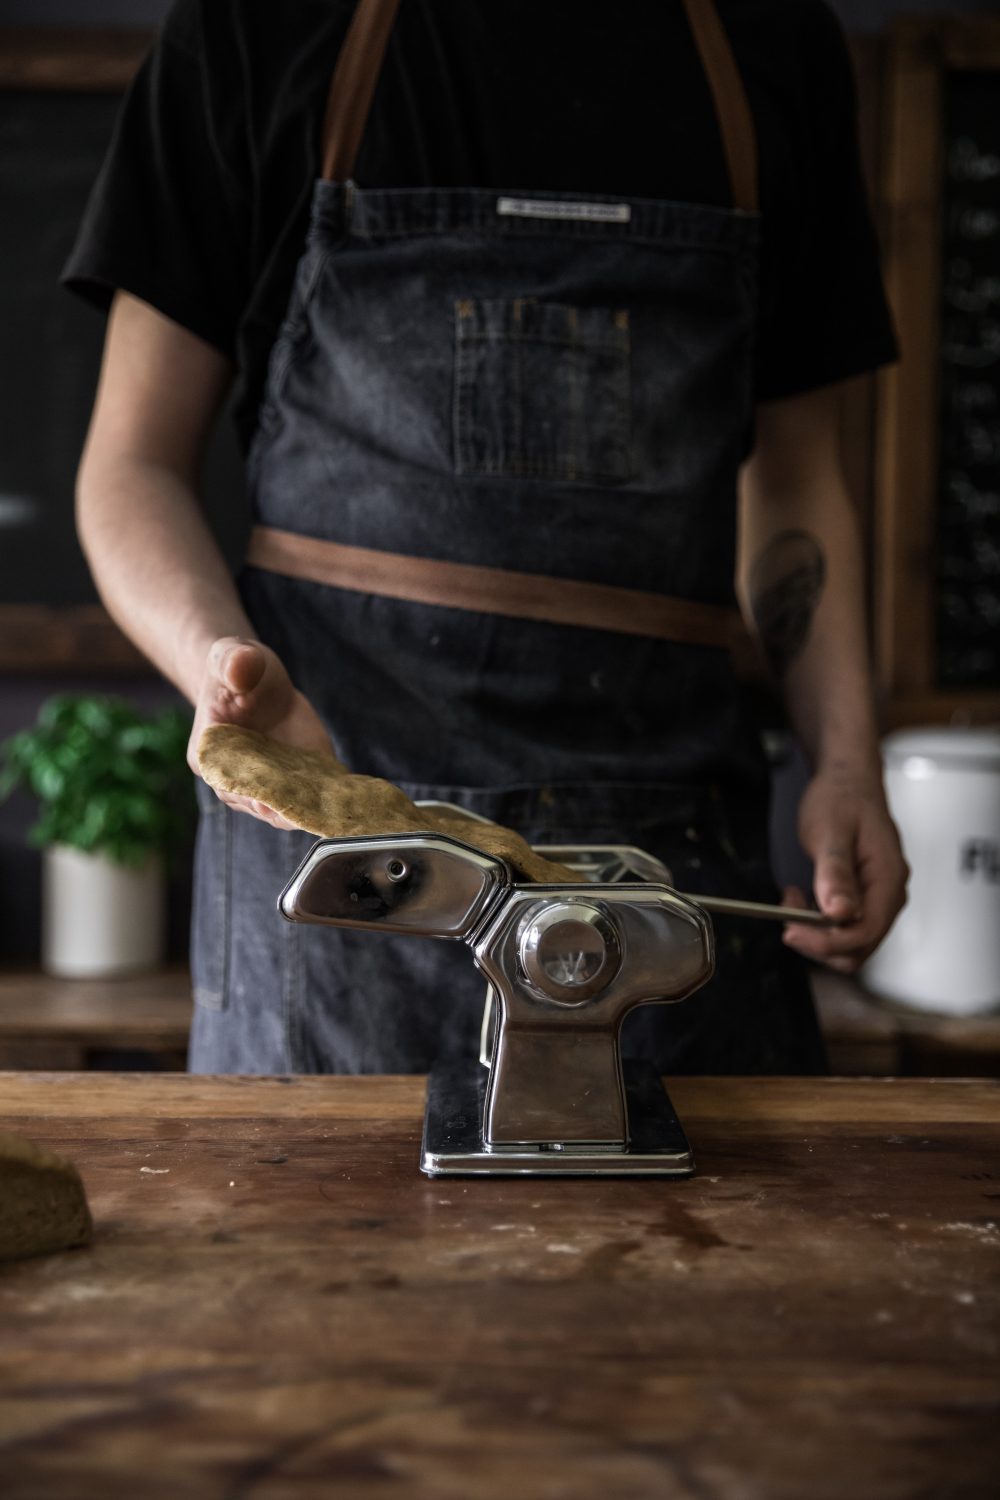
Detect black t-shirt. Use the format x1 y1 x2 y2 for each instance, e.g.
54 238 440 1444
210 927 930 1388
63 0 898 451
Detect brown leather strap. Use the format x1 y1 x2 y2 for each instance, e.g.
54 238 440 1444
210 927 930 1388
321 0 401 183
680 0 759 213
246 527 742 651
323 0 758 212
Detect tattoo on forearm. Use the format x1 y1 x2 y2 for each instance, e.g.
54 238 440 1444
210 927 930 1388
749 530 826 677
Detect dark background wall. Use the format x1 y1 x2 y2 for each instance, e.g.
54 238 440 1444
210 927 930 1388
2 0 1000 30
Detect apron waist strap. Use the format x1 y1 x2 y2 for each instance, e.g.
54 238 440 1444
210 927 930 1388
245 526 744 650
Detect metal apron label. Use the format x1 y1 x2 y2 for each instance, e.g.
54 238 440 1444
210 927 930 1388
496 196 631 223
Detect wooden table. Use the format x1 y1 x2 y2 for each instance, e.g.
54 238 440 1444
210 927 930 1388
1 1074 998 1499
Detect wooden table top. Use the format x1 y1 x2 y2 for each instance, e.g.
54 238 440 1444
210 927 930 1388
1 1073 998 1500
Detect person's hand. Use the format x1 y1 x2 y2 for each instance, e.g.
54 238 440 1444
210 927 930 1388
188 636 333 830
781 763 909 973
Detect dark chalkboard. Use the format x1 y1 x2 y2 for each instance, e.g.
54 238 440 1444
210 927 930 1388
937 71 1000 690
876 22 1000 723
0 72 246 634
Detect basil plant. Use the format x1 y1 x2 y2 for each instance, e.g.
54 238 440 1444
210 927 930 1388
0 695 195 869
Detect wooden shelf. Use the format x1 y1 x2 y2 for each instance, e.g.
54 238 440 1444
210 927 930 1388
3 964 999 1078
0 606 151 675
811 967 1000 1078
0 966 191 1070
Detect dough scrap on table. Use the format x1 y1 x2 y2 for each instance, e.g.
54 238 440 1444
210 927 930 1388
0 1130 93 1263
197 724 583 885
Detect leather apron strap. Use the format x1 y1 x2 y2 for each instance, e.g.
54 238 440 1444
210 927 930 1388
321 0 401 183
679 0 758 214
246 528 743 651
321 0 758 210
261 0 751 651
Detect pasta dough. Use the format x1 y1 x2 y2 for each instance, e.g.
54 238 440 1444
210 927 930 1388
0 1130 93 1263
197 724 582 885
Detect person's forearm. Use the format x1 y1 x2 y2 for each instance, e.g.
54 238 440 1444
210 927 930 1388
739 473 881 782
737 388 907 953
737 386 884 787
76 454 255 703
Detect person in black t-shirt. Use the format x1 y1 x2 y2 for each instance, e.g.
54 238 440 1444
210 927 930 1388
66 0 908 1072
66 0 899 448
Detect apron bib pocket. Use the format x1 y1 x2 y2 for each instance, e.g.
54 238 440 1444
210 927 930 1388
453 297 632 484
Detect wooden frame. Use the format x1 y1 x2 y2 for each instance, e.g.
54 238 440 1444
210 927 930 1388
0 28 151 674
0 27 149 92
841 38 887 632
875 19 1000 727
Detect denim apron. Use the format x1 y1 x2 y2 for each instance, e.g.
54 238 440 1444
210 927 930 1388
189 0 826 1076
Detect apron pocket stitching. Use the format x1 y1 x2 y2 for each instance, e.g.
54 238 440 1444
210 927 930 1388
452 297 633 484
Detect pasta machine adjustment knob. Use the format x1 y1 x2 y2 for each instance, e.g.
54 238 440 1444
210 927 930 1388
517 900 622 1003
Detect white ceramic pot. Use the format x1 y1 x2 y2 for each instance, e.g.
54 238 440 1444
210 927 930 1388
861 727 1000 1016
42 844 166 979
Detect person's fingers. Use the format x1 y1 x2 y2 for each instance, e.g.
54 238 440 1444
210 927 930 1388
196 638 299 740
798 789 865 924
208 637 267 699
783 923 866 970
186 724 203 778
781 884 810 911
780 883 834 948
213 788 298 831
787 779 910 974
223 643 267 697
811 840 863 923
821 954 860 974
793 824 909 968
857 827 910 929
783 863 901 970
248 797 299 831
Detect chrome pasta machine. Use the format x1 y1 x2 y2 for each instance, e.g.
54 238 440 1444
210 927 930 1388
278 808 831 1178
